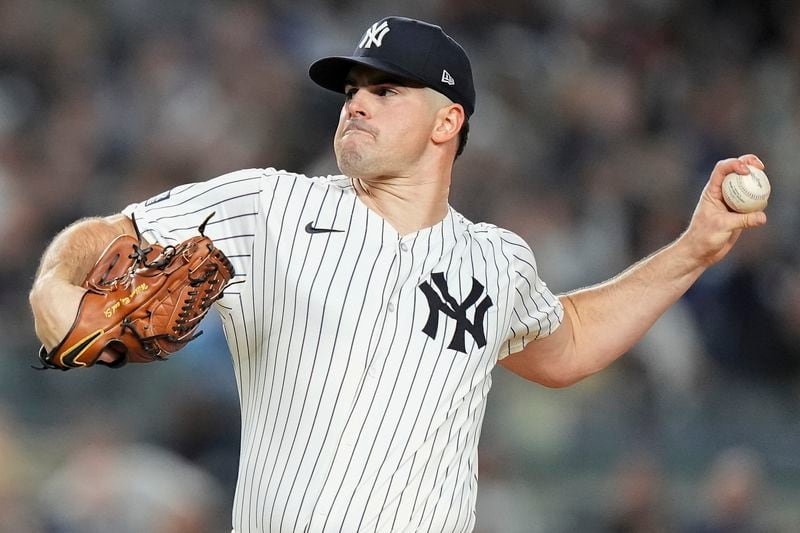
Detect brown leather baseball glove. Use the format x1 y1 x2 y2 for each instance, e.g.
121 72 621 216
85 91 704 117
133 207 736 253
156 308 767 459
37 215 235 370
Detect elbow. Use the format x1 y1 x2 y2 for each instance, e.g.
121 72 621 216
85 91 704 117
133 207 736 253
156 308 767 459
508 358 588 388
539 352 621 388
528 352 603 389
534 370 587 389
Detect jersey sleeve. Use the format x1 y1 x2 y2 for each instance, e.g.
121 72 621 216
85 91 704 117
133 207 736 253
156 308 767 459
497 230 564 360
121 168 268 279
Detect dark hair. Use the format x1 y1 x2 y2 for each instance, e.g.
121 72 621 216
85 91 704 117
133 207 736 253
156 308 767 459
455 118 469 159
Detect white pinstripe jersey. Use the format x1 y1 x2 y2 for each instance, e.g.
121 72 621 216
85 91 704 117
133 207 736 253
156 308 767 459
123 168 564 533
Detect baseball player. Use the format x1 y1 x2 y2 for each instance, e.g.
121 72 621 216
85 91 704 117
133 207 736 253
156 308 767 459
30 16 768 533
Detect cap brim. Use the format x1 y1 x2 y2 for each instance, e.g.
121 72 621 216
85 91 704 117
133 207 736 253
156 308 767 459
309 56 429 94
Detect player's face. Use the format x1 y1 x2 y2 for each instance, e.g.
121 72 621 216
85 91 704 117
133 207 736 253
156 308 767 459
334 65 441 178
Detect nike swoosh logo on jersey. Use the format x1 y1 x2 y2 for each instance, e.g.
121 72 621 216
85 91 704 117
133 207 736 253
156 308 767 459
305 222 344 234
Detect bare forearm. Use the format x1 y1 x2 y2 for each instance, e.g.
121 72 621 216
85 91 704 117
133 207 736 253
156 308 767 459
562 235 705 374
501 234 708 387
33 215 134 286
502 156 767 387
30 214 135 349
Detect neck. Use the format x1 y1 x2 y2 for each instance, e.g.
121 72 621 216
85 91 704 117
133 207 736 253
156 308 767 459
352 172 451 236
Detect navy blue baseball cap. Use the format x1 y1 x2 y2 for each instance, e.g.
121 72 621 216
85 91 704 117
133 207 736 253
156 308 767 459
309 16 475 117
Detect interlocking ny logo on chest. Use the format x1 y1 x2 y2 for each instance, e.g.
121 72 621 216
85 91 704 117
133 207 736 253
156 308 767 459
418 273 493 354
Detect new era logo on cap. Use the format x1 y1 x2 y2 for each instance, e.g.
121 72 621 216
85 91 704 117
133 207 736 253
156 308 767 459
309 16 476 116
359 20 390 48
441 70 455 85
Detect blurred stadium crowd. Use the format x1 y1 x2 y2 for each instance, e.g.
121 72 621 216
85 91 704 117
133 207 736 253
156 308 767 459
2 0 800 531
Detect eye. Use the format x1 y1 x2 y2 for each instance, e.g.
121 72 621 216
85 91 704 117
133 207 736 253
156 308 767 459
377 87 397 97
344 87 357 100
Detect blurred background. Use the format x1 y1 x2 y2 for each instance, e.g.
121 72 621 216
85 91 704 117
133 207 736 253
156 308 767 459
2 0 800 531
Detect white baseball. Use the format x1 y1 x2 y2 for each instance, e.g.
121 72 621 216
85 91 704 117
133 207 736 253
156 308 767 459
721 165 770 213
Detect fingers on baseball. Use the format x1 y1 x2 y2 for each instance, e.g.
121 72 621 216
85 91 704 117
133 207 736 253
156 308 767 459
738 153 765 170
710 157 746 184
710 154 764 183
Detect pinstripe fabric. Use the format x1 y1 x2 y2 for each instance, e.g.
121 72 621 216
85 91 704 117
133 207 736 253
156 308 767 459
123 168 563 533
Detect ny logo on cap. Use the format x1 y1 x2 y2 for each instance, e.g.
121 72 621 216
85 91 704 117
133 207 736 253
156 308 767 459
359 20 390 48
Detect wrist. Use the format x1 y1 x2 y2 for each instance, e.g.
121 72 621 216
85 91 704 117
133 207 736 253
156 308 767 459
673 230 711 273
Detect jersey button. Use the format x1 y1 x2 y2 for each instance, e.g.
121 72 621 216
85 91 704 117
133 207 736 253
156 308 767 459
368 365 380 378
399 242 408 252
387 302 395 312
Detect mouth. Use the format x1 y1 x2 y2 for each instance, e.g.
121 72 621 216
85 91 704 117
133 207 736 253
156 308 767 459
343 129 372 139
343 122 376 138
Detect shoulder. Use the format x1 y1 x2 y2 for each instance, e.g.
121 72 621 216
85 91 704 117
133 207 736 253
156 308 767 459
459 216 537 269
259 169 351 193
306 173 352 188
258 168 348 185
461 216 531 252
203 167 349 184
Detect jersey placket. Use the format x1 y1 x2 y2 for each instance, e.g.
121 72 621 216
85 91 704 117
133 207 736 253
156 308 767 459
308 232 423 530
384 237 411 313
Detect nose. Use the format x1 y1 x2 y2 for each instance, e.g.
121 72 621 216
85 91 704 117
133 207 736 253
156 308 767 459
345 89 369 119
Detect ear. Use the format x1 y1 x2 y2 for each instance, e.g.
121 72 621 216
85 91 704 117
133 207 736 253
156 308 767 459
431 104 465 146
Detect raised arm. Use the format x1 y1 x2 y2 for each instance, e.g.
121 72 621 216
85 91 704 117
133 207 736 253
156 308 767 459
29 214 136 351
499 155 768 387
